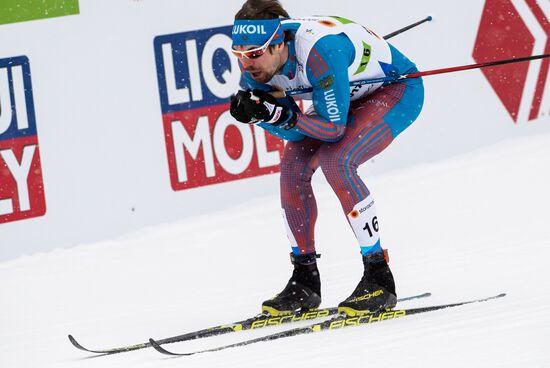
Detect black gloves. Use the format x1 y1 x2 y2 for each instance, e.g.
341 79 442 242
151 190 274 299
229 90 254 124
229 89 297 129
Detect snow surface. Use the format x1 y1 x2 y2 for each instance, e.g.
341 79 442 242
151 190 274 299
2 132 550 368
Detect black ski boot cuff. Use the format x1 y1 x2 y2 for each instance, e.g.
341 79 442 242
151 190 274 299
290 252 320 266
362 249 389 267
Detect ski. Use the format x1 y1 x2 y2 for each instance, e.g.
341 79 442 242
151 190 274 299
149 293 505 356
68 292 430 355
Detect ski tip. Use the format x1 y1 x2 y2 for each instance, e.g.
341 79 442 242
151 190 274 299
149 338 176 355
68 334 87 351
497 293 506 298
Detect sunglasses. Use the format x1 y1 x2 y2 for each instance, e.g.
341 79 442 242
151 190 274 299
231 24 281 60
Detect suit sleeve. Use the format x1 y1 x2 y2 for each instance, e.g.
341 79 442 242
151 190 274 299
290 34 355 142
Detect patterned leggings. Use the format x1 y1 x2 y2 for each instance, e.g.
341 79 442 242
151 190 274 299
280 81 424 256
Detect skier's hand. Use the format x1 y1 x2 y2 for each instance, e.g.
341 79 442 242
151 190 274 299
230 89 297 129
244 89 297 128
230 90 257 124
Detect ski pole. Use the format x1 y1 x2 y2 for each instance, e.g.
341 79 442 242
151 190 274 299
383 16 432 40
282 53 550 96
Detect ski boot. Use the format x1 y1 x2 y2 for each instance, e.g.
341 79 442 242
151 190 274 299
262 252 321 316
338 249 397 316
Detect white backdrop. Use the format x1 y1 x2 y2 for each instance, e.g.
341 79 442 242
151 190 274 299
0 0 548 261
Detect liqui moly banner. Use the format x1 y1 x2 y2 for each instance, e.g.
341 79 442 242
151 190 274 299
153 25 284 191
0 56 46 224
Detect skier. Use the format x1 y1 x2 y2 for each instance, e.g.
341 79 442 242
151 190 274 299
230 0 424 316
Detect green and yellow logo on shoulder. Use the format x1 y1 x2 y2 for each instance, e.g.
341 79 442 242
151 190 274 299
0 0 79 26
